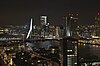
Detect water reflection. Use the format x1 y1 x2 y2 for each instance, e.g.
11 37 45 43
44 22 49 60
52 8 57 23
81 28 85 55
26 40 60 49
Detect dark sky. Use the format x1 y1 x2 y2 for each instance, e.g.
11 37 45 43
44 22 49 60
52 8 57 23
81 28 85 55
0 0 100 26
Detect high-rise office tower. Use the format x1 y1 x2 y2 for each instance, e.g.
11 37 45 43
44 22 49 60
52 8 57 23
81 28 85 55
65 16 71 37
95 12 100 36
65 13 79 37
40 15 49 38
63 12 79 66
40 15 47 25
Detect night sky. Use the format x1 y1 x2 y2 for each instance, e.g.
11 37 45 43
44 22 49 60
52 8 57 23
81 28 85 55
0 0 100 26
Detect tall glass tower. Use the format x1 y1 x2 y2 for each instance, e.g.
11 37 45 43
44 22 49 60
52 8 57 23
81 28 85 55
65 13 79 37
95 12 100 36
40 15 49 38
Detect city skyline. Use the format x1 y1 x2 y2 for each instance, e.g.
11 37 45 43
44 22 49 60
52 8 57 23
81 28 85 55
0 1 100 65
0 0 100 25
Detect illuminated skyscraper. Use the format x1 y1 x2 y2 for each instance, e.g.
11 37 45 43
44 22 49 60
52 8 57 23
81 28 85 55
40 15 49 38
95 12 100 36
63 13 79 66
65 13 79 37
40 16 47 25
65 16 71 37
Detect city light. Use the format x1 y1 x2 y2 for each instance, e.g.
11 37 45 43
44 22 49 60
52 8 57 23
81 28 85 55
0 12 100 66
